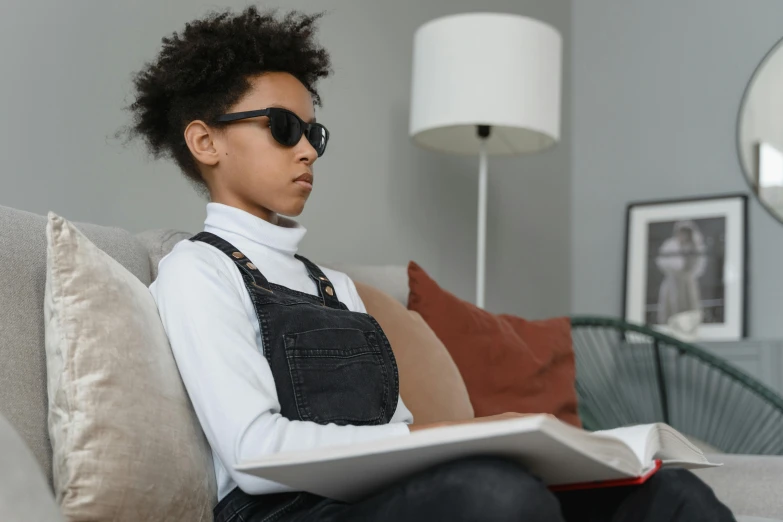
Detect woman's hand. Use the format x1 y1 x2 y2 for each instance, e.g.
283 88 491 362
408 412 551 433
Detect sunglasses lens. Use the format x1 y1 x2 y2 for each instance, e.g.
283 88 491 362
268 109 328 156
270 111 301 147
307 125 328 156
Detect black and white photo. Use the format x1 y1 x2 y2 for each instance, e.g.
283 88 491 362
623 195 748 341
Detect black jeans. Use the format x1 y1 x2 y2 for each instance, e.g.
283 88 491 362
213 456 736 522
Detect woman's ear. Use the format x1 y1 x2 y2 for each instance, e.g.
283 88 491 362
184 120 221 167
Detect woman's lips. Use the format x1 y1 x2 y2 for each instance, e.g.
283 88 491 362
294 172 313 191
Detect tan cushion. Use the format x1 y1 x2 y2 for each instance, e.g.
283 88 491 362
44 212 215 521
0 204 152 488
354 281 474 424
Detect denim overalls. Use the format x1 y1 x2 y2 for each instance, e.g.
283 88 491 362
188 232 400 521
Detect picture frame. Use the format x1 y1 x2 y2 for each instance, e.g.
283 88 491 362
623 194 749 342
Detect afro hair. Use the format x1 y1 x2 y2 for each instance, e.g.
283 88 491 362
117 6 332 198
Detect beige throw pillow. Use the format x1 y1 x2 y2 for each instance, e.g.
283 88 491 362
44 212 216 521
354 281 474 424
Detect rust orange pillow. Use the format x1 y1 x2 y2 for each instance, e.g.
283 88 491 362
407 261 581 428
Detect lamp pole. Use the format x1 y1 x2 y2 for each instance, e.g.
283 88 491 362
476 125 491 309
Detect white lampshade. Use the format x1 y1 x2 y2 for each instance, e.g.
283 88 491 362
409 12 562 155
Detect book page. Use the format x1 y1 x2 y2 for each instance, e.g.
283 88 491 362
593 424 658 465
653 426 714 466
594 423 716 468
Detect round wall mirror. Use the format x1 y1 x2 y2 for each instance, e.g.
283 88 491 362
738 37 783 223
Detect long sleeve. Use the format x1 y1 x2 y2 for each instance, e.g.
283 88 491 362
150 245 411 496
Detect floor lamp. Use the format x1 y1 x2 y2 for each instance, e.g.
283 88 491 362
409 13 562 309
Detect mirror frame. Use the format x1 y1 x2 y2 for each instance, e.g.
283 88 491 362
736 34 783 225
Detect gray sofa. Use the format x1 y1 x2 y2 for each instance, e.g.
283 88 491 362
0 203 781 521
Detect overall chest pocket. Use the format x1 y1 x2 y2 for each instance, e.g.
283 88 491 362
284 327 390 426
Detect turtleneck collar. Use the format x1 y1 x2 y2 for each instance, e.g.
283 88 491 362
203 202 307 255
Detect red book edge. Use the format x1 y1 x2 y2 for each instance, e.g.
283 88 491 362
548 459 662 492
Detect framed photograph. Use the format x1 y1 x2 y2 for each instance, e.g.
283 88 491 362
623 194 748 341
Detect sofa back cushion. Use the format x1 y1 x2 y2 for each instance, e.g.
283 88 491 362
327 263 410 306
0 411 63 521
134 229 193 280
0 204 152 487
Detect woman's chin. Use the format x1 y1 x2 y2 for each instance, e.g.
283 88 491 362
278 201 306 217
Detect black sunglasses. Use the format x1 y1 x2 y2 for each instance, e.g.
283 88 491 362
216 107 329 157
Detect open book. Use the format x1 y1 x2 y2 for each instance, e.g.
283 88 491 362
235 415 721 502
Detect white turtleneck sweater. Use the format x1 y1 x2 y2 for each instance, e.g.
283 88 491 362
149 202 413 502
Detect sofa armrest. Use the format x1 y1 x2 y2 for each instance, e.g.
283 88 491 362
693 454 783 519
0 413 62 521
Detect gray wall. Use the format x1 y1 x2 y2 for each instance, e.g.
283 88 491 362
1 0 571 319
571 0 783 338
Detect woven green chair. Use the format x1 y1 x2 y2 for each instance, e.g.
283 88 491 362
570 316 783 455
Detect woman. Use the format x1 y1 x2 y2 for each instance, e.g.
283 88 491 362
656 220 708 326
126 7 735 521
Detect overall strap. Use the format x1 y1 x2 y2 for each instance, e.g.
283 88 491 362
294 254 343 309
189 231 273 293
